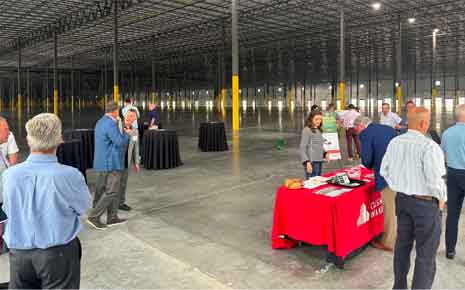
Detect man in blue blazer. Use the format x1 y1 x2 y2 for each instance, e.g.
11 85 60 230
355 115 397 251
87 101 131 230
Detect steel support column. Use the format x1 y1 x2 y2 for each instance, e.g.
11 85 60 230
17 39 22 111
113 0 119 104
53 31 58 114
231 0 239 131
339 8 345 110
432 30 438 114
396 19 403 114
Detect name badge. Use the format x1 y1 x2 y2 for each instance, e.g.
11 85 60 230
132 136 138 142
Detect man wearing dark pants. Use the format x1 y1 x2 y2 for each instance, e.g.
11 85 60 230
381 107 446 290
88 101 131 230
2 113 91 289
441 104 465 259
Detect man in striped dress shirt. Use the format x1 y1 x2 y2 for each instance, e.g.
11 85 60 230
380 107 446 290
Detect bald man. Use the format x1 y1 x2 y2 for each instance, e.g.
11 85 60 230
441 104 465 260
381 107 446 290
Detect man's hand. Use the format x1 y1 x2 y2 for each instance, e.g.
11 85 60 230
124 128 134 135
133 164 140 173
306 162 313 174
439 200 445 211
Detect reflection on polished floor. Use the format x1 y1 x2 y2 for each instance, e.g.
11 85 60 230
0 104 464 288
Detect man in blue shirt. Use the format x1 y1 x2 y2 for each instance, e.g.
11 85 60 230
355 115 397 251
88 101 131 230
441 104 465 260
2 113 91 289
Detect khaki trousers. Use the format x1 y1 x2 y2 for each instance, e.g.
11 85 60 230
380 187 397 249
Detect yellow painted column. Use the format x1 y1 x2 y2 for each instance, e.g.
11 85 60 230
339 81 345 110
432 87 438 114
221 88 227 109
17 94 22 112
232 75 240 131
287 88 292 112
114 85 119 104
53 89 58 114
151 92 156 104
396 86 402 115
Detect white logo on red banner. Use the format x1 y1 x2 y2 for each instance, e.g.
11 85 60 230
357 198 383 227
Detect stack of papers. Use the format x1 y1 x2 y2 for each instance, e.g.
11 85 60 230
314 186 352 197
303 176 330 189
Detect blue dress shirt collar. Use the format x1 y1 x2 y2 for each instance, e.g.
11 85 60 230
26 154 58 163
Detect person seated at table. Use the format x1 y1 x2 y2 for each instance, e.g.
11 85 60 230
0 117 18 166
299 110 329 179
354 115 397 251
121 98 140 130
148 103 161 129
118 109 141 212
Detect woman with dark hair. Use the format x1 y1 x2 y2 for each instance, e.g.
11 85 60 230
299 110 327 179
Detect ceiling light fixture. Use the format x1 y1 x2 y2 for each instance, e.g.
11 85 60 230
408 18 416 24
372 2 381 10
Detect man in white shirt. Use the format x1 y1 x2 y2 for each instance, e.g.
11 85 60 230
380 107 446 290
380 103 402 129
0 119 18 166
0 116 15 255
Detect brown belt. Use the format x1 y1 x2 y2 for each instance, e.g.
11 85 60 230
412 195 434 201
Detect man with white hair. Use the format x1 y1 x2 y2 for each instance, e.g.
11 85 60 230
1 113 91 289
354 115 397 251
441 104 465 260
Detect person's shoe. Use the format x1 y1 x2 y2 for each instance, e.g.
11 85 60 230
87 217 107 230
446 251 456 260
370 240 393 252
119 204 132 211
107 217 127 227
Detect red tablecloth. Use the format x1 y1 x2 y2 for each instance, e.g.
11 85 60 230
271 168 384 259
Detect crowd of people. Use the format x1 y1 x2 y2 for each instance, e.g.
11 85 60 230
0 98 162 288
0 97 463 289
300 101 465 289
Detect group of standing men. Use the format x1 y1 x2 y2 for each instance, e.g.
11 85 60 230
0 98 160 288
352 101 465 289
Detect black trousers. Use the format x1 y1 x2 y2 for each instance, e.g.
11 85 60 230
446 167 465 253
393 193 441 290
9 238 82 289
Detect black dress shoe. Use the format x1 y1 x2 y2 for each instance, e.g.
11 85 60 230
446 251 456 259
119 204 132 211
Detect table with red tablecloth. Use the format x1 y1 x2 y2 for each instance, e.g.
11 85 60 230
271 167 384 265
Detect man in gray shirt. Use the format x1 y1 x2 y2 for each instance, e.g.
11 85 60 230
119 109 141 211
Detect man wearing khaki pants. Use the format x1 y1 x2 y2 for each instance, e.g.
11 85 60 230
354 116 398 250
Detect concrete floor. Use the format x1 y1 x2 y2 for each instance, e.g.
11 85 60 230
0 106 464 289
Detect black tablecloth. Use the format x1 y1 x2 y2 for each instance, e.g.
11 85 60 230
63 129 95 169
57 139 87 178
198 122 228 152
142 129 182 170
